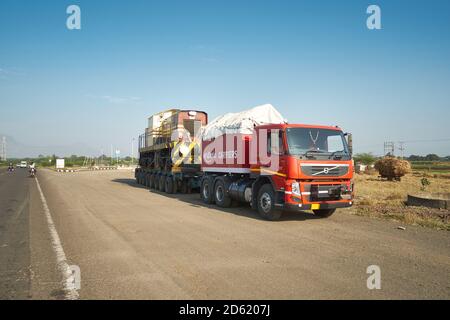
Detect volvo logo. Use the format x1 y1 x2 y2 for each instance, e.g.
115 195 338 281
312 166 339 176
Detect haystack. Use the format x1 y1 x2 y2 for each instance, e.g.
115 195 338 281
374 157 411 181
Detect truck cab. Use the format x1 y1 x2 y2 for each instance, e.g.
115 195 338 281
248 124 354 218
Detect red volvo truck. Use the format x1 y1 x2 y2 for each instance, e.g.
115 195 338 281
136 105 354 220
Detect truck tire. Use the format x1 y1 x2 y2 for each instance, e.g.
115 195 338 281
165 177 174 194
158 175 165 191
180 180 188 194
214 178 232 208
172 180 178 193
201 178 214 204
313 209 336 218
149 174 155 189
145 174 150 187
257 184 282 221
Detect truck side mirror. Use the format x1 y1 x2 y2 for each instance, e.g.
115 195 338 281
344 132 353 156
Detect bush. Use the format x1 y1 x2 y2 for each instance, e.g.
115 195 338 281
354 153 377 165
420 178 431 191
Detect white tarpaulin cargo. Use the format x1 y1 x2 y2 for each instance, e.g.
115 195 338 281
202 104 286 140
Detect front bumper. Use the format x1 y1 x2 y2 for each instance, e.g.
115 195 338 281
284 201 353 211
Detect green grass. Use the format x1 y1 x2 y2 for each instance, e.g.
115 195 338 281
411 161 450 172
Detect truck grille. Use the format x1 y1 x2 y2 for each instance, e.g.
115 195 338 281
303 184 343 202
301 164 349 177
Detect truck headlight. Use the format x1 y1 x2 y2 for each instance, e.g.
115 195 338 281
291 182 301 196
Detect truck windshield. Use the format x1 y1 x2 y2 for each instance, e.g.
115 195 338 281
286 127 349 159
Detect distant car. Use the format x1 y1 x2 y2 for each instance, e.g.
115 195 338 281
17 161 27 168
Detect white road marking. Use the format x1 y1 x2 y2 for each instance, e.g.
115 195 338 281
35 177 79 300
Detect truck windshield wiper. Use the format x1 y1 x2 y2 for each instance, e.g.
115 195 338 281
305 149 327 158
329 150 346 159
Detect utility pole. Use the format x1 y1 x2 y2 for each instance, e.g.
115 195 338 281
384 141 395 157
131 138 135 166
398 141 405 159
1 136 6 161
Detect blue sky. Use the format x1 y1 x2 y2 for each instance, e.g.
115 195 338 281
1 0 449 157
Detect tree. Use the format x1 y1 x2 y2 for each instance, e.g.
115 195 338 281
424 154 440 161
408 154 424 161
354 153 377 165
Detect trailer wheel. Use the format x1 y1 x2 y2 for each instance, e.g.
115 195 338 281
312 209 336 218
149 174 155 189
145 174 151 187
201 178 214 204
172 180 178 193
257 184 282 221
179 180 188 194
165 177 174 194
214 178 232 208
148 173 155 189
158 175 165 191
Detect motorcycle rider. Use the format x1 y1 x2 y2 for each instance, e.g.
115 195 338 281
29 162 36 176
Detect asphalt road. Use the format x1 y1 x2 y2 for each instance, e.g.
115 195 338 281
0 168 62 299
1 168 449 299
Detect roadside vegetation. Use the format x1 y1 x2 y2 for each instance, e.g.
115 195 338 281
1 154 136 168
349 171 450 231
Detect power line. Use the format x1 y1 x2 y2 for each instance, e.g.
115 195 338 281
397 138 450 144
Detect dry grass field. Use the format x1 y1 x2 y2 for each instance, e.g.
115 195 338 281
349 172 450 230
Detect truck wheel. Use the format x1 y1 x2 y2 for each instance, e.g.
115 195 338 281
313 209 336 218
145 174 151 187
172 180 178 193
180 181 188 194
159 175 165 191
165 177 174 194
201 178 214 204
257 184 282 221
149 174 155 189
214 178 232 208
155 175 160 190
